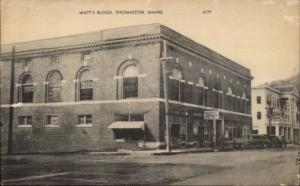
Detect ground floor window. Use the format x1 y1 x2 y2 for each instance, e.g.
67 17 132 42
77 115 92 127
46 115 59 127
115 113 144 122
266 126 276 135
18 116 32 127
112 113 145 142
114 129 144 142
252 130 258 134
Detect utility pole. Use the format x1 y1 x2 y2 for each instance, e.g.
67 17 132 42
8 46 16 154
266 95 273 136
160 40 173 152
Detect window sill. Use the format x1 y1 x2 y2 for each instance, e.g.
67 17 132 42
45 124 60 128
76 124 93 128
18 125 32 128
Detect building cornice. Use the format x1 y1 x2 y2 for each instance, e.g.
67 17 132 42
161 36 253 80
1 34 252 81
0 34 161 60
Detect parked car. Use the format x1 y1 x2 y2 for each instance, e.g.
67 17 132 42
278 136 288 147
246 134 272 148
266 135 287 148
233 138 249 149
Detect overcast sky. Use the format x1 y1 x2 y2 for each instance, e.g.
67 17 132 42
1 0 299 86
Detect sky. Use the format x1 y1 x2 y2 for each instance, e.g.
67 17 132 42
1 0 299 86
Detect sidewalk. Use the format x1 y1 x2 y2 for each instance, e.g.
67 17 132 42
88 147 215 156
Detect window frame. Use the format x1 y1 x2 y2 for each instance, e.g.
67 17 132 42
46 71 63 102
257 96 261 104
52 55 62 64
122 65 140 99
114 113 144 122
18 116 32 128
257 112 262 120
77 114 93 127
19 74 34 103
78 69 94 101
113 113 145 142
45 114 60 128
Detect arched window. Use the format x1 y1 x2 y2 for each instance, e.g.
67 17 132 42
198 77 207 105
169 68 183 101
78 69 93 100
241 92 246 113
46 71 63 102
123 65 139 98
19 74 33 103
227 86 234 111
213 80 222 108
198 77 205 87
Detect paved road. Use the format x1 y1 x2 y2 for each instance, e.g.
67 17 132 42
1 146 300 185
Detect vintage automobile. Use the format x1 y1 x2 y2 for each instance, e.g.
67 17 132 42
266 135 287 148
233 134 271 149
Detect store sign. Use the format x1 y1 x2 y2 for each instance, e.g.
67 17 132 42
204 111 220 120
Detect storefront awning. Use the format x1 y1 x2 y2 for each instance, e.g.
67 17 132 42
108 122 145 131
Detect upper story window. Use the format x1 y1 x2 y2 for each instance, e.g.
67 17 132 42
169 68 183 101
257 96 261 104
19 74 34 103
257 112 262 120
23 58 32 68
78 69 93 100
227 86 234 111
198 77 207 106
52 55 62 64
241 92 247 113
122 65 139 99
213 80 222 108
46 71 63 102
82 51 92 61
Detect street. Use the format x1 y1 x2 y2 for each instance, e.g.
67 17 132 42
1 146 300 185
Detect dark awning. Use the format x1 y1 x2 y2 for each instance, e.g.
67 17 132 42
108 122 145 131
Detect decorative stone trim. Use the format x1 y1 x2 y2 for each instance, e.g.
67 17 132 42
137 74 146 78
73 79 79 83
113 74 146 79
203 86 208 89
45 124 60 128
113 76 122 80
179 79 186 83
187 81 194 85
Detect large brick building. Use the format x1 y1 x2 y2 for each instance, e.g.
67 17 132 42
0 24 253 153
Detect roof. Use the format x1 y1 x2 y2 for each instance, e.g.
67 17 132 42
252 84 299 97
272 85 299 97
1 23 251 78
